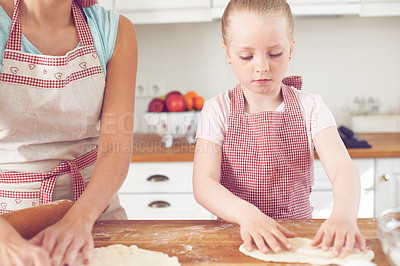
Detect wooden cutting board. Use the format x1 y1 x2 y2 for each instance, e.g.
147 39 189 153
92 218 389 265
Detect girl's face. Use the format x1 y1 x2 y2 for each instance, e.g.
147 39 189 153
224 12 294 96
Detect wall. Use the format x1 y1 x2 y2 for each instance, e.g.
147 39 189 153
133 15 400 133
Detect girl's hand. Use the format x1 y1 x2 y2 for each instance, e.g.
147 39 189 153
311 215 366 257
0 221 51 266
30 213 94 266
238 206 295 254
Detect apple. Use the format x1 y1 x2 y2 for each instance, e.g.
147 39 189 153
166 94 187 112
148 98 166 112
165 90 182 99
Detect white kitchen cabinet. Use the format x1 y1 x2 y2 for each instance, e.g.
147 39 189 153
119 162 215 219
212 0 361 18
375 158 400 217
311 158 375 218
360 0 400 16
116 0 212 24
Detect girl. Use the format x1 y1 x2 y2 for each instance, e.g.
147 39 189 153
0 0 137 265
193 0 366 258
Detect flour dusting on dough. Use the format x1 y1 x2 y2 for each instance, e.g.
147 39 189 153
73 244 180 266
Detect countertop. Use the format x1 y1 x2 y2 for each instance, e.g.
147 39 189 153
92 219 389 265
131 133 400 162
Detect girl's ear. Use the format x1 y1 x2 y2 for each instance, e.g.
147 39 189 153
222 42 232 63
289 37 296 59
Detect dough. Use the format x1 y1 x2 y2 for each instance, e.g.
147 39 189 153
73 244 180 266
239 237 375 265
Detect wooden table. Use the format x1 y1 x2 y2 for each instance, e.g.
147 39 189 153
92 219 389 265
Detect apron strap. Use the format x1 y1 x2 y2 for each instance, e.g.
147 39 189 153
1 148 98 205
5 0 94 51
39 174 58 204
76 0 97 7
6 0 22 51
66 160 86 202
282 76 303 90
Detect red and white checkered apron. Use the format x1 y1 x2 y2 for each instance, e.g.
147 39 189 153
0 0 105 214
221 76 314 219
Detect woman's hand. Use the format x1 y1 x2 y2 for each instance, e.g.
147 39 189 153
30 213 94 266
311 214 366 257
238 206 295 254
0 218 51 266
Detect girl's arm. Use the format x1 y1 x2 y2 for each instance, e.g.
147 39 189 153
193 138 294 254
30 15 138 266
312 126 366 256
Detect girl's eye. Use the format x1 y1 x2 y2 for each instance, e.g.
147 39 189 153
240 56 253 61
270 52 283 57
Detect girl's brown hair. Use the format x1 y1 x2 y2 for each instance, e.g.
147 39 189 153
221 0 294 44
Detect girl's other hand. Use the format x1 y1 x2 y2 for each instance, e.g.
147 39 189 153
30 213 94 266
238 206 295 254
311 215 366 257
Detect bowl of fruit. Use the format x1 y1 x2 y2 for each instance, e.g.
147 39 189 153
144 90 204 148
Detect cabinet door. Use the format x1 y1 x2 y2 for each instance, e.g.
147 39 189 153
212 0 229 7
119 193 215 220
360 0 400 16
312 158 375 218
375 158 400 217
117 0 212 24
118 0 210 11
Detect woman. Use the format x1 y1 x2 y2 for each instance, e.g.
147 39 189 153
0 0 137 265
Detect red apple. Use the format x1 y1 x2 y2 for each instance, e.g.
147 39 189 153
166 94 187 112
165 91 182 100
148 98 166 112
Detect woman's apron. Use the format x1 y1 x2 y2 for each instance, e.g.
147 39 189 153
0 0 126 219
221 76 314 219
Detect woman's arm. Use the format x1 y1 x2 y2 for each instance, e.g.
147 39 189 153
193 138 294 254
0 217 51 266
312 127 366 256
30 15 138 266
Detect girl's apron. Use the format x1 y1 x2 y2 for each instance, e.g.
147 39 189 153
0 0 126 219
221 76 314 219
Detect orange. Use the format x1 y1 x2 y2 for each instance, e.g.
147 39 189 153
194 96 204 111
185 90 197 99
184 94 194 111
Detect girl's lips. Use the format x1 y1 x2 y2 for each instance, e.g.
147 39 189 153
254 79 272 84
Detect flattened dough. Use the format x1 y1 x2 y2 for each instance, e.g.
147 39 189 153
73 244 180 266
239 237 374 265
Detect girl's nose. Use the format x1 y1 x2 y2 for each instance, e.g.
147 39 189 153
255 59 269 73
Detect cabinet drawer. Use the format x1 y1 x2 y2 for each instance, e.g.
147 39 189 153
310 189 374 218
120 162 193 193
119 193 214 220
313 158 374 190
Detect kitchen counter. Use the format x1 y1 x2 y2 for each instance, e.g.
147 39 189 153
131 133 400 162
93 219 388 265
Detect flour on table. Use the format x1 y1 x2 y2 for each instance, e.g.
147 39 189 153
239 237 375 265
73 244 180 266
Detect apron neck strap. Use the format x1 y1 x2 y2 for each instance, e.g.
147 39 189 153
6 0 94 51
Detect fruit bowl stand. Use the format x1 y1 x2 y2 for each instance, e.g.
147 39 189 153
143 111 201 148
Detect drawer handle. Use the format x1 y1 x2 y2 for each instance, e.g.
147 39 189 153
382 174 391 182
147 175 169 182
148 201 171 208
